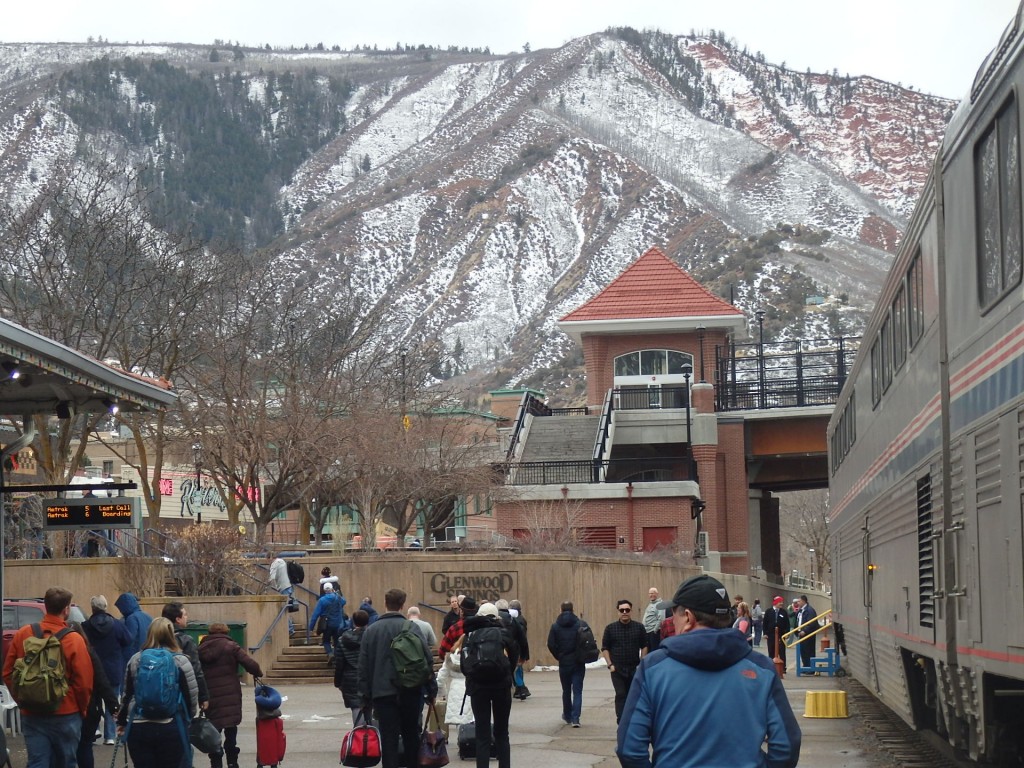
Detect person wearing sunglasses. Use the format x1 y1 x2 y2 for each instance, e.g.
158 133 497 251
600 600 648 724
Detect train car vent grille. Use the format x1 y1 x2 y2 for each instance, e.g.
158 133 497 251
917 474 935 628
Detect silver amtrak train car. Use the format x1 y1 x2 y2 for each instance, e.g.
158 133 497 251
828 4 1024 764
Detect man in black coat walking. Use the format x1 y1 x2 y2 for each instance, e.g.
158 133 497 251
547 601 586 727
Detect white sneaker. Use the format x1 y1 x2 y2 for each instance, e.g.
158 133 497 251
104 739 116 745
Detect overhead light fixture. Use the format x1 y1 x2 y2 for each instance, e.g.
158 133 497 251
1 361 21 380
102 398 120 415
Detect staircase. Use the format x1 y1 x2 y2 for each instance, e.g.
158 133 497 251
262 629 336 685
518 415 600 462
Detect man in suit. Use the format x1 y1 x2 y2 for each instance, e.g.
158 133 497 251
762 596 788 672
795 595 818 670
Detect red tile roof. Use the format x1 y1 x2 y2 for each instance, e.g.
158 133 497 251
560 247 743 322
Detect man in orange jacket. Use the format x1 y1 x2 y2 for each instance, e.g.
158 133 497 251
2 586 94 767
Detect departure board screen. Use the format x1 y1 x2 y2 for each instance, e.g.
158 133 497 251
44 497 138 529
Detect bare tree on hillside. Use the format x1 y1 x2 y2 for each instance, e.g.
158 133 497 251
0 160 215 523
389 410 505 545
781 488 830 586
181 256 378 542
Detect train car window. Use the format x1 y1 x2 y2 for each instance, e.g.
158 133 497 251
870 339 881 407
892 286 907 372
907 251 925 348
830 390 855 474
880 314 893 393
975 96 1023 309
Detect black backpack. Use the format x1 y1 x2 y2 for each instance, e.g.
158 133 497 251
575 622 600 664
460 625 510 685
286 560 304 584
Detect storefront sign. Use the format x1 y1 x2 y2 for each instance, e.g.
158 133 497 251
425 571 518 605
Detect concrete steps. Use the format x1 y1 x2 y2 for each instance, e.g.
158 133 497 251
262 630 335 685
519 415 600 463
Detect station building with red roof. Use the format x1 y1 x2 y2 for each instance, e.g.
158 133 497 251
490 246 788 578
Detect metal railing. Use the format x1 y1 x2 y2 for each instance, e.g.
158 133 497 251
612 385 689 410
501 456 697 485
504 391 550 462
782 608 834 650
592 388 614 467
715 337 859 411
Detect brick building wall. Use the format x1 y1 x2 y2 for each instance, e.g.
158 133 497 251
497 495 697 553
580 330 729 408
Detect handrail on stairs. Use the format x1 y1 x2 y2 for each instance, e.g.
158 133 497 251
249 596 311 654
781 608 833 649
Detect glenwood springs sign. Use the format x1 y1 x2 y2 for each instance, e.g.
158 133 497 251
427 572 518 604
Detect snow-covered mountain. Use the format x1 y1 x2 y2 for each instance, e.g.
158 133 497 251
0 31 955 400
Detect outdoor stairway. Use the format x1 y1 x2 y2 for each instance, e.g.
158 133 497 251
262 629 336 685
518 414 600 463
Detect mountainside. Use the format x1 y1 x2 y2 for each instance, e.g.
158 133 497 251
0 32 956 403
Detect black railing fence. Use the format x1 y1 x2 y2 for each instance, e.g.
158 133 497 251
505 391 550 462
714 336 859 411
500 456 697 485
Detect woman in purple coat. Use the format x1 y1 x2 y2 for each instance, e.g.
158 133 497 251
198 623 264 768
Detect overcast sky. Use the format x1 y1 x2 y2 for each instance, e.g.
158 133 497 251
3 1 1020 98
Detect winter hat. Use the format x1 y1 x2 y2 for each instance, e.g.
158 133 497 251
477 602 499 619
773 596 784 606
459 596 479 615
323 582 334 591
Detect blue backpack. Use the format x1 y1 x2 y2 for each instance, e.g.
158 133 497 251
133 648 183 718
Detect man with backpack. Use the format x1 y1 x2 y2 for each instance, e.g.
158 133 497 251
267 552 295 635
357 588 437 768
461 602 518 768
546 601 591 728
2 586 94 767
308 582 347 664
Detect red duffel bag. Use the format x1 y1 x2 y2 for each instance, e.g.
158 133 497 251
341 711 382 768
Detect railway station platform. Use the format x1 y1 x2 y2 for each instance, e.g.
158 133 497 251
31 659 884 767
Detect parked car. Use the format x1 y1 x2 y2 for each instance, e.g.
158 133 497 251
1 598 86 667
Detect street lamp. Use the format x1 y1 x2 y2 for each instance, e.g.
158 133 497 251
808 548 815 586
696 325 706 383
682 363 693 475
400 346 409 430
191 442 202 524
755 309 766 410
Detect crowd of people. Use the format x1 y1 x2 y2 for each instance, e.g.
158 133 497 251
2 587 262 768
2 560 814 768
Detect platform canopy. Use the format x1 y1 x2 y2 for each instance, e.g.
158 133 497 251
0 316 177 417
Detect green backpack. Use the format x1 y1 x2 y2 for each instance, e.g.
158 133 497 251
11 624 72 712
390 620 432 688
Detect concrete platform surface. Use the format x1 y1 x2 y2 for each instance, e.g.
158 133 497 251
7 659 887 766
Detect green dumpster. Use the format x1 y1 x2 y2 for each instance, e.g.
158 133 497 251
182 621 248 674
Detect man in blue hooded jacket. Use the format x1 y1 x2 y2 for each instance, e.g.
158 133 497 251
113 592 152 666
616 575 801 768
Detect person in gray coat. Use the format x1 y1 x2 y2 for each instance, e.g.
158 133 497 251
358 588 437 768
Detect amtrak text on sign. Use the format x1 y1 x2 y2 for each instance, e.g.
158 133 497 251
44 497 139 530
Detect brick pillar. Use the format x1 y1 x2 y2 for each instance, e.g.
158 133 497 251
691 382 715 413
